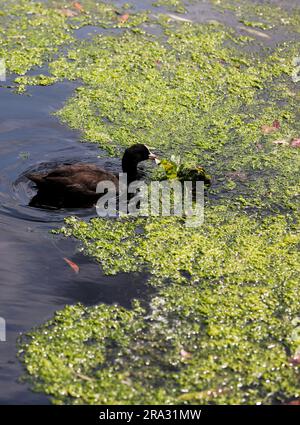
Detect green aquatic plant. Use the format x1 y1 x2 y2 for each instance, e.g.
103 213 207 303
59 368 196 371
57 209 300 286
239 20 273 30
21 211 300 404
0 0 151 77
48 23 298 162
152 0 187 14
45 18 300 212
212 0 300 33
0 0 74 75
153 157 211 185
14 75 58 93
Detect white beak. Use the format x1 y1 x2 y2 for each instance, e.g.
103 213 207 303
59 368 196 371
148 152 157 161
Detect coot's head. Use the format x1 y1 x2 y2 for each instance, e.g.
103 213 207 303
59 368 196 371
122 144 157 179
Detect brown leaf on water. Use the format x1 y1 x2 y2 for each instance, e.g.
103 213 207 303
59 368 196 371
262 125 275 134
290 353 300 365
261 126 274 134
226 171 247 181
64 257 80 274
272 139 289 146
180 349 192 360
118 13 130 24
261 120 280 134
75 372 95 381
73 2 84 12
272 119 280 129
291 138 300 148
59 8 78 17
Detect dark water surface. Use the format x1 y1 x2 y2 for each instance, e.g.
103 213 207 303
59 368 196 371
0 81 149 404
0 0 299 405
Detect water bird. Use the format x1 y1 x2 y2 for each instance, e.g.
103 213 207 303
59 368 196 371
27 144 157 209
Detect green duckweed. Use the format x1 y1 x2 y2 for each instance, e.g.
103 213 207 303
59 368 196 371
152 0 187 14
0 0 74 75
21 211 300 404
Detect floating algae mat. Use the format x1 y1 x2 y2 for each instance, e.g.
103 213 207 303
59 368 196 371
8 0 300 404
21 211 300 404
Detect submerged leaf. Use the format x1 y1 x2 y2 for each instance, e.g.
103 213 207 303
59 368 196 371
63 258 80 274
167 14 192 23
238 26 271 39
